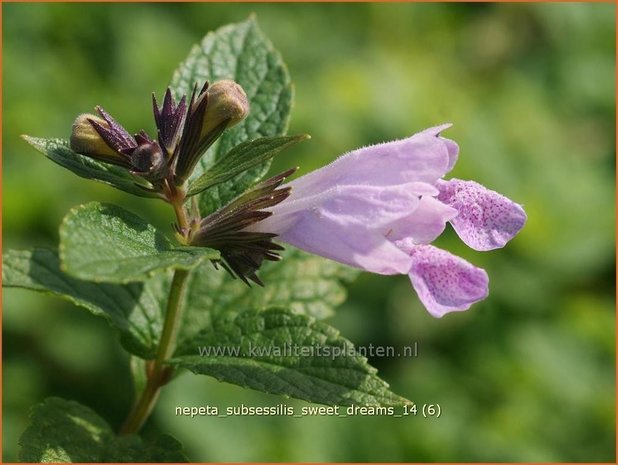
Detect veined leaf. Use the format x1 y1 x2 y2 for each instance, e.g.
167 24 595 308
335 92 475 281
104 435 187 462
178 248 359 347
19 397 111 462
59 202 218 283
172 308 410 407
169 17 293 214
3 248 168 358
22 136 157 198
19 397 187 462
187 134 309 197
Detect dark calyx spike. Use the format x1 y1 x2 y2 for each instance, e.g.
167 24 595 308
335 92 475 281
192 167 297 286
90 106 137 154
152 88 187 156
173 82 230 183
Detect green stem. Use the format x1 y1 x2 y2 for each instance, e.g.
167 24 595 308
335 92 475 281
173 200 190 235
163 179 192 244
120 268 191 435
156 269 191 365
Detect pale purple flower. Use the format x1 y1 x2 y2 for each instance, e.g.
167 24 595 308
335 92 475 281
248 124 526 317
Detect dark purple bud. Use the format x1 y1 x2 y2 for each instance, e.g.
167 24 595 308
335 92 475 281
129 138 168 182
70 107 169 184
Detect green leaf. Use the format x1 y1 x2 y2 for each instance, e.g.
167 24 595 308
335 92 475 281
169 16 293 214
178 249 358 347
59 202 218 283
219 249 359 320
22 136 158 198
104 435 187 462
19 397 187 462
3 248 168 358
187 134 309 197
19 397 111 462
172 309 410 406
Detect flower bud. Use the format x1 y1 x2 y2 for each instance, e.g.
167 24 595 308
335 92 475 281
200 80 249 139
173 80 250 184
70 113 120 159
130 140 168 181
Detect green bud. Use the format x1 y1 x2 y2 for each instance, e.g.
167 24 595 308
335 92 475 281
173 80 250 184
70 113 119 158
200 80 249 138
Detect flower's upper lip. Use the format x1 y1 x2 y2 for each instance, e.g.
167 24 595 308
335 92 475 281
281 124 456 200
421 122 453 135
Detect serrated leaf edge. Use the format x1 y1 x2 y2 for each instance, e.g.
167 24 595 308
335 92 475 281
171 309 412 407
58 202 217 284
21 135 159 198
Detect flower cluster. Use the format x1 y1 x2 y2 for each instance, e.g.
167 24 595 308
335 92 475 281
248 124 527 317
71 86 525 314
70 80 249 190
69 80 297 282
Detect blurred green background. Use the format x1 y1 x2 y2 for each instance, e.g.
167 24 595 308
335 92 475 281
3 2 615 462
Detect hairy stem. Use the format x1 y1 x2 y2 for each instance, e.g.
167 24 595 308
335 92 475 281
120 177 198 435
173 200 190 234
163 179 192 243
120 268 190 435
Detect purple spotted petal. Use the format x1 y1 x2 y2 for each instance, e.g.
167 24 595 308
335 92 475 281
437 179 527 251
408 245 489 318
286 125 455 198
250 183 429 274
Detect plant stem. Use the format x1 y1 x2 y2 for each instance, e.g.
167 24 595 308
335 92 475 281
156 269 191 366
173 200 190 234
162 179 191 242
120 268 191 435
120 176 196 435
